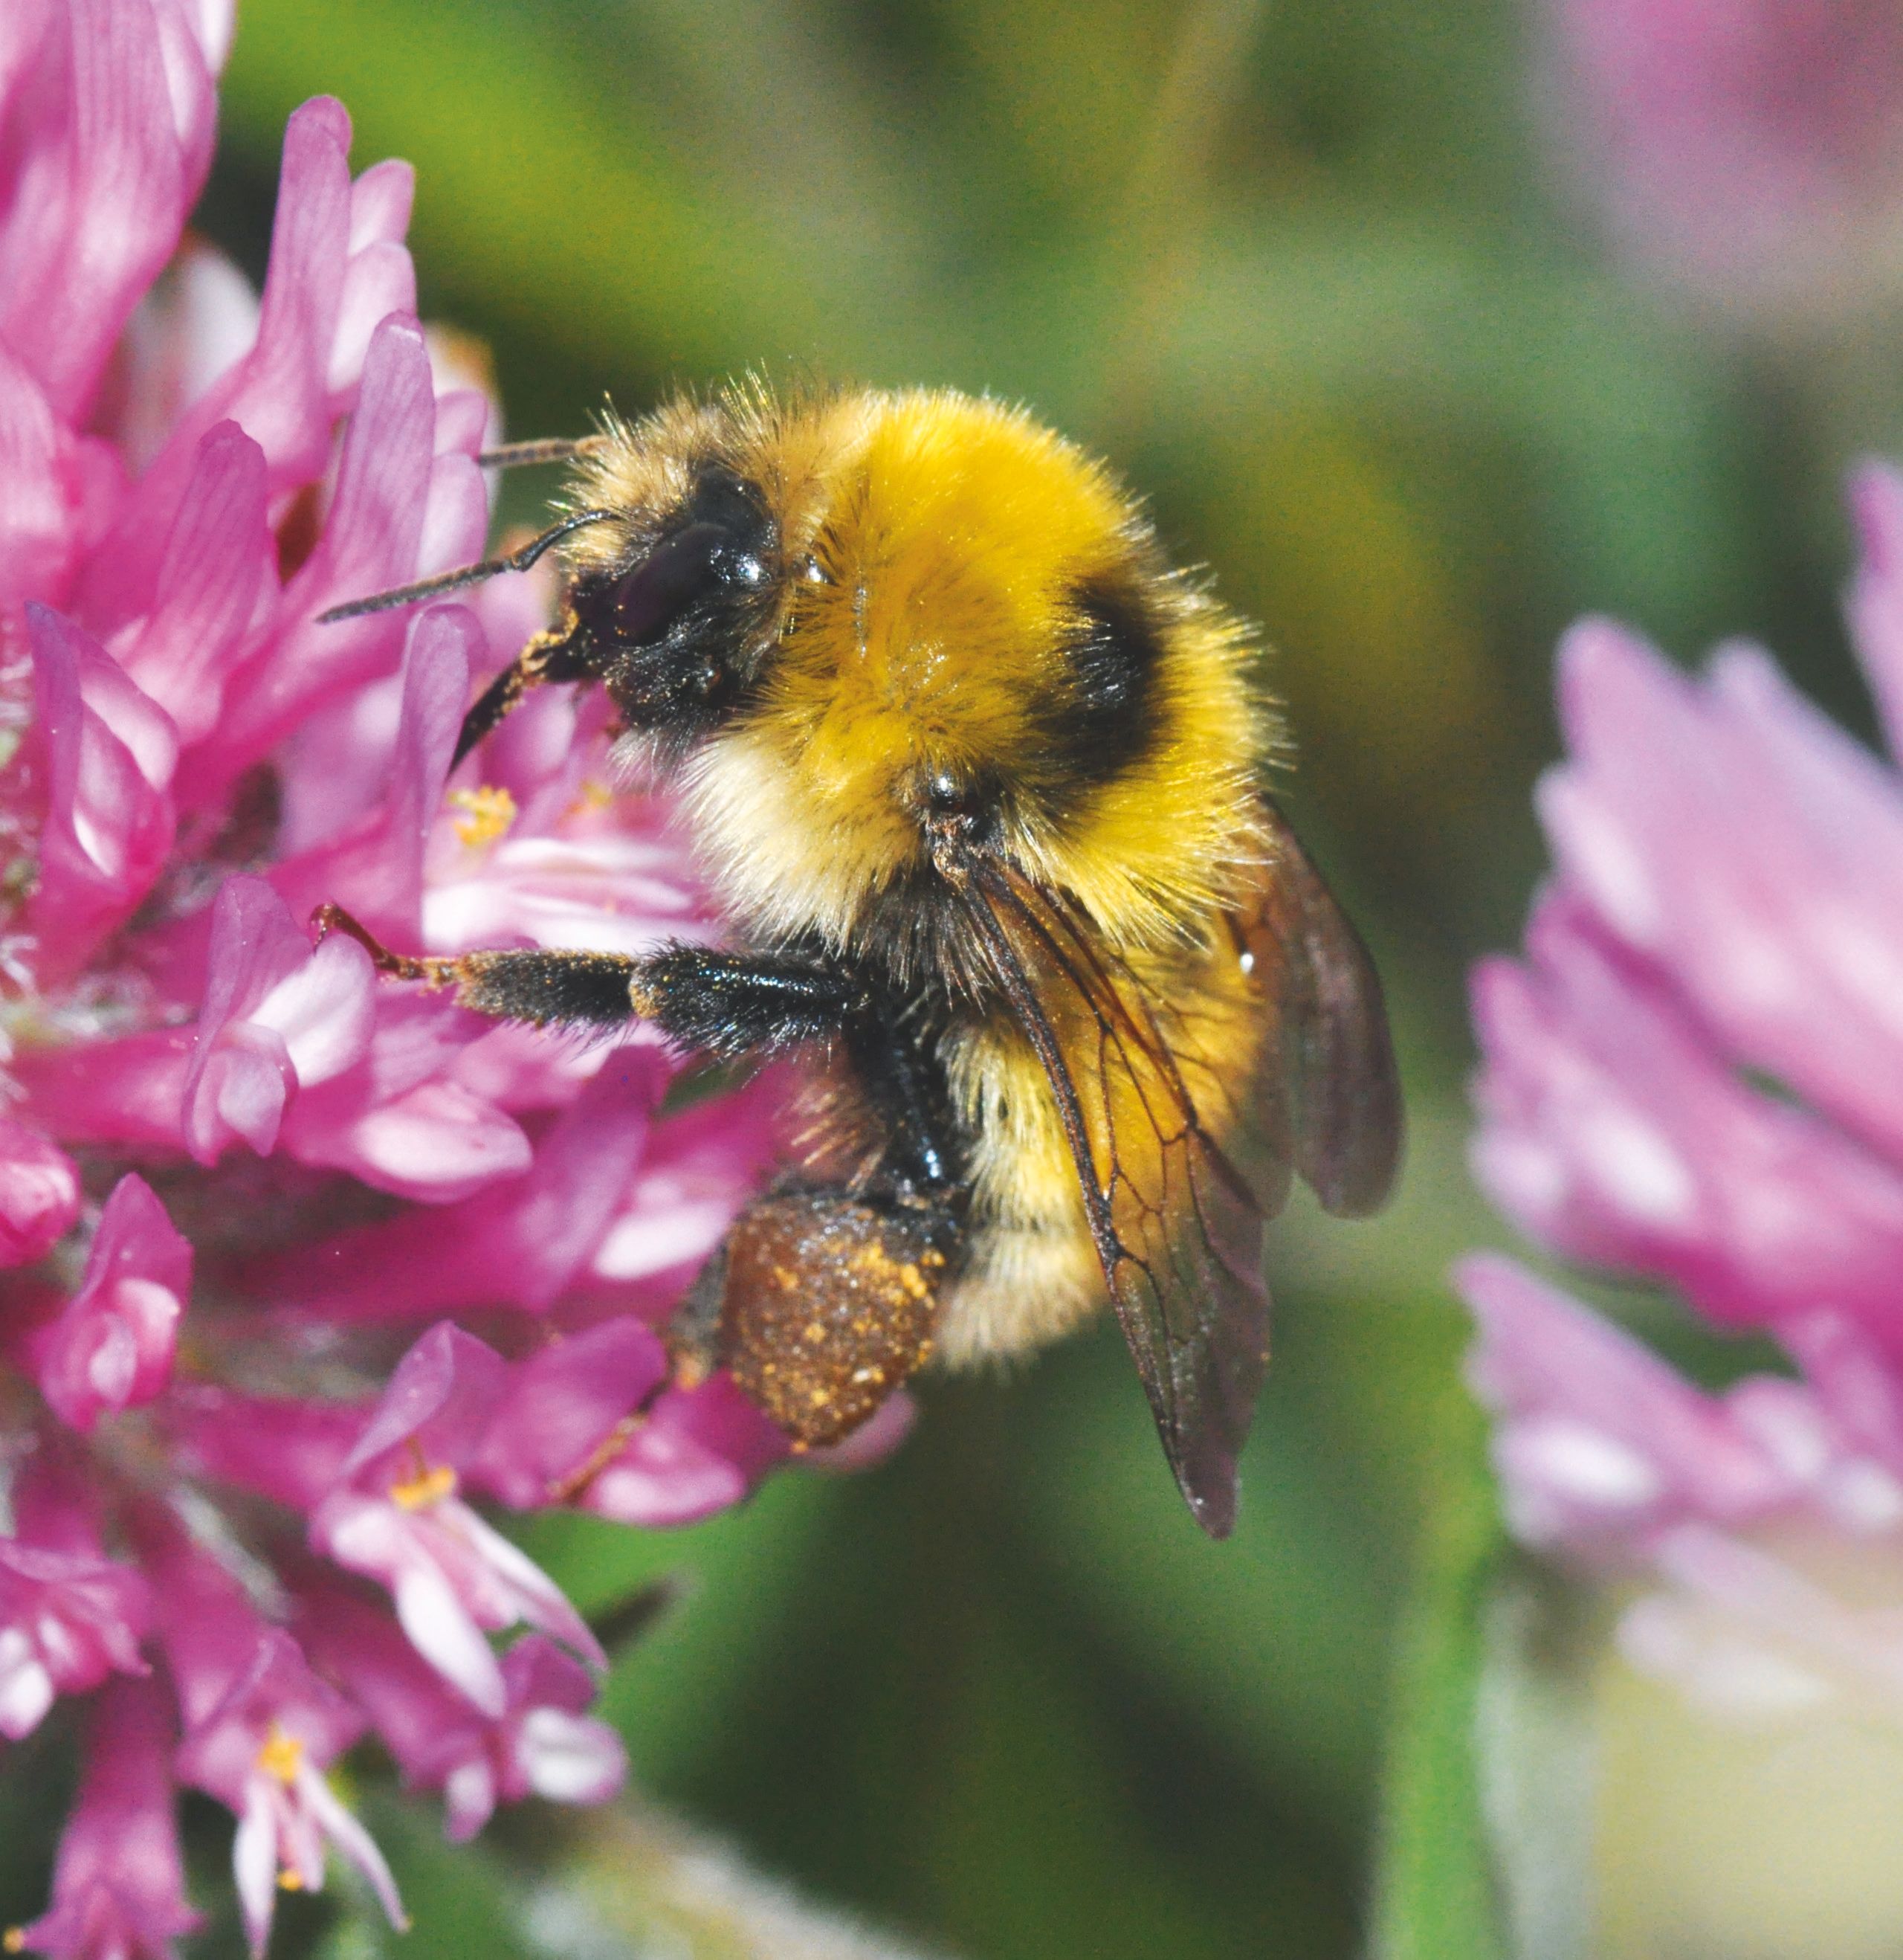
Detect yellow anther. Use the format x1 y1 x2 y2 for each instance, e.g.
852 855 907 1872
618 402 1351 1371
389 1463 456 1511
7 1924 28 1952
448 784 517 849
570 778 612 814
256 1723 306 1786
277 1869 305 1893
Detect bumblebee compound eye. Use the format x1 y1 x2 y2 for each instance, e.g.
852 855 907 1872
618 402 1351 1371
609 521 738 644
581 464 775 732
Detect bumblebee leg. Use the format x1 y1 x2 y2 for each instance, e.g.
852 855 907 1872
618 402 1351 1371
314 909 859 1042
682 1185 964 1447
627 945 857 1057
313 904 644 1025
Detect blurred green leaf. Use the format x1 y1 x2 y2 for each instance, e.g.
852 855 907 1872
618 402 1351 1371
0 1725 72 1937
1024 1318 1397 1844
349 1796 534 1960
220 0 844 387
1368 1379 1508 1960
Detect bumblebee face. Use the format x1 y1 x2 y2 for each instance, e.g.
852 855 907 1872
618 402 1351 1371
560 459 778 745
561 388 1268 970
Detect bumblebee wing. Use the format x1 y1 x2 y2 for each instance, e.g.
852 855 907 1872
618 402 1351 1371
1240 798 1403 1218
961 865 1276 1538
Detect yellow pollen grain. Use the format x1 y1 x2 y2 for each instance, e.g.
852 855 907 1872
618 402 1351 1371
390 1462 456 1510
7 1925 26 1952
277 1871 305 1893
448 784 517 849
257 1724 305 1785
566 778 613 819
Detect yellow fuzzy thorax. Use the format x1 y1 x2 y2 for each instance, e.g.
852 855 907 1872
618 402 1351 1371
568 383 1275 958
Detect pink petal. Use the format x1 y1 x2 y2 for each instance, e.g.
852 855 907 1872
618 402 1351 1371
340 1321 508 1480
0 1119 81 1267
76 97 355 631
268 602 477 942
0 342 120 616
580 1374 789 1528
114 419 271 745
387 1554 507 1718
25 604 177 976
182 878 331 1163
15 1675 200 1960
1458 1253 1791 1547
512 1706 624 1808
38 1173 191 1431
296 1762 407 1932
472 1318 670 1509
169 1388 364 1512
201 312 439 790
230 1782 279 1959
1470 894 1903 1350
295 1077 532 1202
0 0 216 421
1545 616 1903 1161
266 1053 663 1317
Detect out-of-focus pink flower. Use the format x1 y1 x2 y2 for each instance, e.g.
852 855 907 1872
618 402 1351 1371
0 0 880 1946
15 1676 201 1960
1537 0 1903 316
1467 1259 1903 1717
1464 460 1903 1724
0 1456 149 1740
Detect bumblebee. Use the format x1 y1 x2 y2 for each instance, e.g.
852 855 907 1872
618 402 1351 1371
319 383 1401 1536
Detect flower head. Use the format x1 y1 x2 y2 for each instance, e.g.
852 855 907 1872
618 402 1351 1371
1463 459 1903 1725
0 0 893 1947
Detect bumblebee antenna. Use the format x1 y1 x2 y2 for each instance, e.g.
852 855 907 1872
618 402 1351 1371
476 436 607 471
316 507 619 625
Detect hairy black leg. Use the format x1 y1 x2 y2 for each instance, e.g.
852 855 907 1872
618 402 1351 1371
628 945 859 1057
313 907 859 1042
845 1018 956 1191
314 903 640 1025
315 906 964 1211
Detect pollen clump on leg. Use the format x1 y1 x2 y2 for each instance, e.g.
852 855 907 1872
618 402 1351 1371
718 1192 960 1445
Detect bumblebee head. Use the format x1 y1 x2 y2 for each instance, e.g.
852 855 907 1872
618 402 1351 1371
542 387 1270 970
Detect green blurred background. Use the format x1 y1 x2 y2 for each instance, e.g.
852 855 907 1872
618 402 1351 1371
73 0 1891 1952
